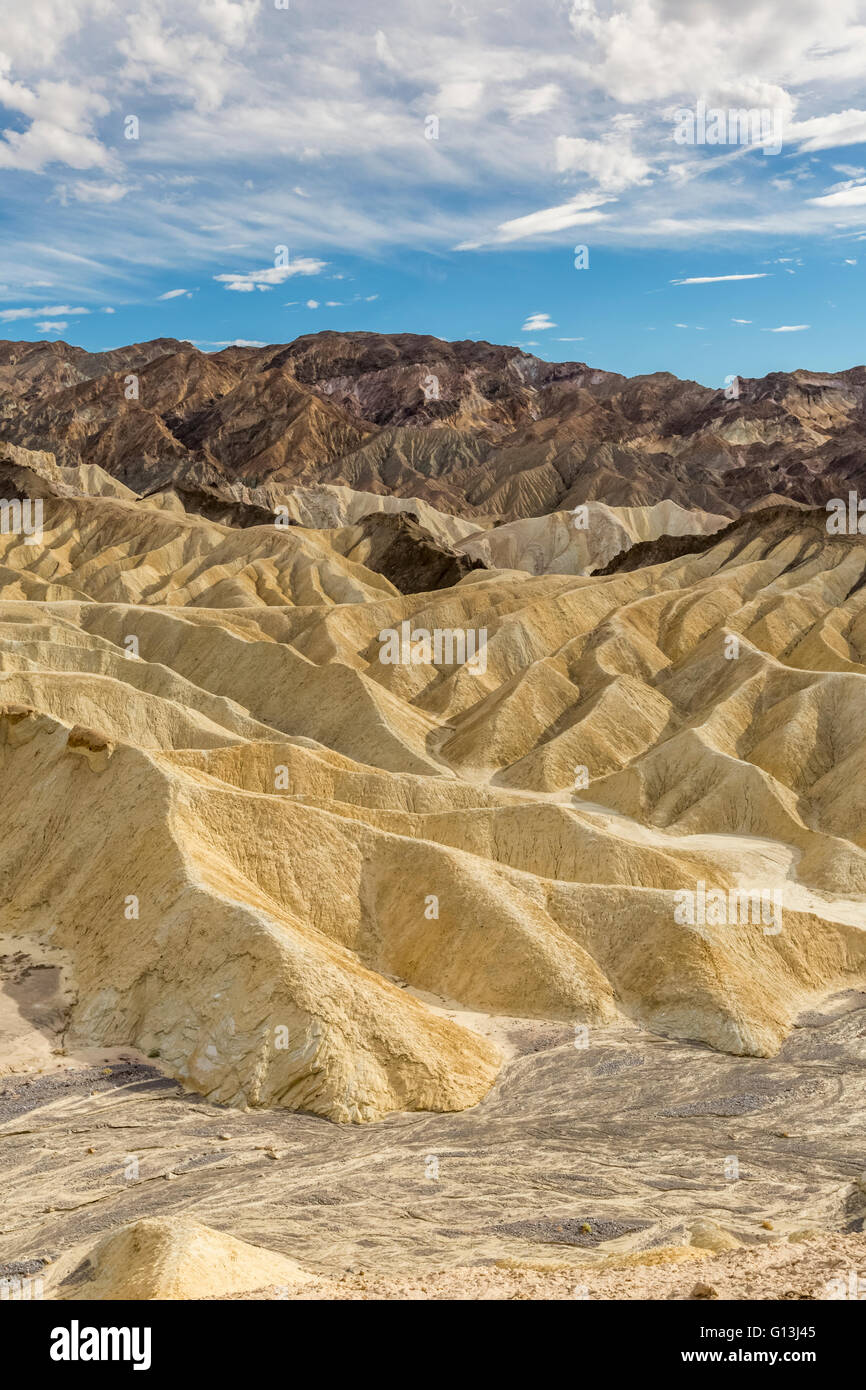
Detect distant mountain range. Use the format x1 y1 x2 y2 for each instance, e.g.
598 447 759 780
1 331 864 522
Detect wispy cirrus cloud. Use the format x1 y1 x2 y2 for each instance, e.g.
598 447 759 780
194 338 267 349
478 195 612 248
809 182 866 208
671 274 770 285
0 303 89 321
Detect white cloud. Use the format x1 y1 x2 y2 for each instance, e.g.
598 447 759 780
555 132 651 192
374 29 399 71
810 182 866 208
788 109 866 153
566 0 812 113
204 0 260 48
64 180 129 203
2 0 866 293
671 274 770 285
214 258 327 292
506 84 560 119
0 70 111 173
194 338 266 348
157 288 192 300
767 323 810 332
306 299 319 308
436 80 484 111
489 194 612 246
35 320 68 332
117 4 255 115
0 303 89 321
0 0 100 70
732 318 752 323
522 312 556 331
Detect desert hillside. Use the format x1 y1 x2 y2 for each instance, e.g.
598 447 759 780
3 333 866 520
1 335 864 1301
1 447 864 1122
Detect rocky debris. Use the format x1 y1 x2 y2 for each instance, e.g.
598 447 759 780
490 1217 651 1247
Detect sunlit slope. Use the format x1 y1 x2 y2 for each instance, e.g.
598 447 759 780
0 496 864 1120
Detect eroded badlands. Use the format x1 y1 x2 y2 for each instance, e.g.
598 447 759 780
0 448 864 1298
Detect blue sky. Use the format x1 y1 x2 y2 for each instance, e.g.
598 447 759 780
1 0 865 387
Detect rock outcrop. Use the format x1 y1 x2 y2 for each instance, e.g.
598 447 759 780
3 333 866 521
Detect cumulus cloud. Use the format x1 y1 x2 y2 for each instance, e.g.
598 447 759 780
117 2 259 114
555 131 652 191
214 258 327 292
0 68 111 173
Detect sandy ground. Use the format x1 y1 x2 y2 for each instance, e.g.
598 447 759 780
1 953 865 1299
234 1232 866 1299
